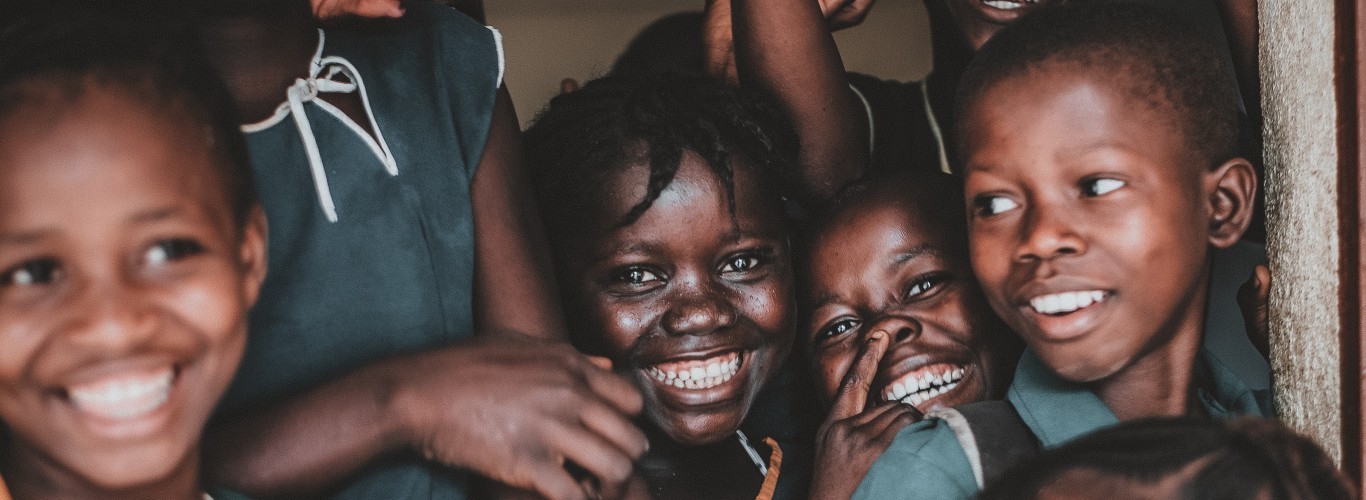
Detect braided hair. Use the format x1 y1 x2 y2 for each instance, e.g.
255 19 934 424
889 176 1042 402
524 75 798 238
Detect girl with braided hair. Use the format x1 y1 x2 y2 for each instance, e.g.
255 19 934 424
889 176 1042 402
524 75 814 500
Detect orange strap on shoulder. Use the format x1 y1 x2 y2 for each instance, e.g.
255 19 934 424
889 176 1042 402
753 437 784 500
0 472 12 500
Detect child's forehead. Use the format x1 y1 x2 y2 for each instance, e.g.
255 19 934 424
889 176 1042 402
0 85 231 218
962 66 1198 172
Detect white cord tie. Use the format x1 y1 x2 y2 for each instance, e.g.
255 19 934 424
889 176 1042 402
285 29 399 223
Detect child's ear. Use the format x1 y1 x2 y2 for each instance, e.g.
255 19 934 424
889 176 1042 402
239 204 269 308
1204 157 1258 249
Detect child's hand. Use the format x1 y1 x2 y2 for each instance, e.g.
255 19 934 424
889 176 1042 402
311 0 404 20
394 333 648 500
818 0 875 31
1238 264 1271 359
810 330 922 500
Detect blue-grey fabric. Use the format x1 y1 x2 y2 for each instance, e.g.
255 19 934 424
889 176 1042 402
215 4 499 499
852 348 1272 499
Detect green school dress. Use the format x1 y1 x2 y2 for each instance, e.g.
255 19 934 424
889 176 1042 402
215 4 501 499
852 348 1272 499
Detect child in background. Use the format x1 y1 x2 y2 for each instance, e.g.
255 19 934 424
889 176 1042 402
0 3 265 498
799 172 1022 499
980 417 1355 500
524 75 811 499
194 2 647 499
855 5 1268 498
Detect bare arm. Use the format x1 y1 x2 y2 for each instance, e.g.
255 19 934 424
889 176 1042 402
472 87 568 341
725 0 870 205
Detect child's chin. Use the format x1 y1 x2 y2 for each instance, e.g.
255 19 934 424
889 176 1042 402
1042 353 1129 383
74 445 190 491
654 410 747 446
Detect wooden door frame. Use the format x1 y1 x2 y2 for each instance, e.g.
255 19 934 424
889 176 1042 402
1336 0 1363 488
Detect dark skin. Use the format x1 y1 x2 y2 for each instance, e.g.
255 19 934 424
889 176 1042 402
960 64 1256 421
197 6 647 500
553 153 796 498
802 180 1017 499
0 82 267 500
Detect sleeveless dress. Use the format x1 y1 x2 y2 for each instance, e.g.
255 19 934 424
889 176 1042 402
214 4 502 498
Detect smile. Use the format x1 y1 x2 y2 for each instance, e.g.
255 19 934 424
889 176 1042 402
66 366 175 422
981 0 1037 11
646 351 742 390
881 364 965 408
1029 290 1107 315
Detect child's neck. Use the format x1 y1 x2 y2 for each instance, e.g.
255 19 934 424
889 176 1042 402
636 425 764 500
1091 294 1209 422
1 443 202 500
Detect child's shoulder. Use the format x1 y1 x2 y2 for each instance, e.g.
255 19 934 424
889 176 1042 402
852 418 979 499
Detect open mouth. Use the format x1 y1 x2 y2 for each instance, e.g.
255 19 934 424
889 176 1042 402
881 363 965 408
646 351 742 390
1028 290 1107 316
59 365 181 440
980 0 1038 11
66 366 176 421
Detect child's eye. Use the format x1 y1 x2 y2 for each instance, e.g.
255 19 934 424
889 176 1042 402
972 195 1020 217
1081 177 1126 197
903 274 948 301
144 239 206 266
720 255 762 274
816 318 860 341
1 259 62 287
614 267 663 286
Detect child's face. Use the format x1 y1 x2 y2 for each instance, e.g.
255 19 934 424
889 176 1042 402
804 189 1011 412
0 84 265 489
561 152 794 445
960 67 1224 383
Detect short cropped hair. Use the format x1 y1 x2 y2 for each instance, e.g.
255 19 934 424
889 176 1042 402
0 0 256 226
957 3 1241 168
980 417 1356 500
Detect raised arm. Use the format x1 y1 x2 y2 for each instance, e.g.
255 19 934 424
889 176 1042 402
471 87 568 341
723 0 870 205
203 89 645 500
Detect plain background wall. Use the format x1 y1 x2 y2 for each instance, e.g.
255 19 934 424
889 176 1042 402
485 0 933 127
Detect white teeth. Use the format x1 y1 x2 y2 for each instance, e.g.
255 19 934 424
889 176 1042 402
983 0 1026 10
67 368 174 421
1029 290 1107 315
883 365 966 407
648 352 742 390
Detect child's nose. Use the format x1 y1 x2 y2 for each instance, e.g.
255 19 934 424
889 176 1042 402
64 279 159 351
661 286 738 337
865 315 921 345
1015 202 1086 263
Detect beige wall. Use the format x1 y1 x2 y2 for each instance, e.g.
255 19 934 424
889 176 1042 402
485 0 932 127
1260 0 1341 463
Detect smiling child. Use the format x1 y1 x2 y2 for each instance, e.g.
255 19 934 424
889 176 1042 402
525 75 808 499
800 172 1021 499
853 5 1269 498
0 5 265 499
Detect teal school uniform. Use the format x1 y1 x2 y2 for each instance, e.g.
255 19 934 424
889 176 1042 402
212 4 501 499
852 348 1272 499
